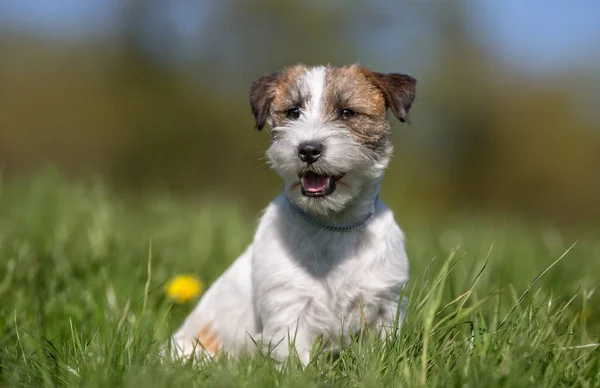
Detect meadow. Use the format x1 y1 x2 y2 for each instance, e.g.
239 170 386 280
0 171 599 387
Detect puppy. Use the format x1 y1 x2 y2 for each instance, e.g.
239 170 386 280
167 64 416 365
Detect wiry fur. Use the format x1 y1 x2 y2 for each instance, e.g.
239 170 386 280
166 64 417 366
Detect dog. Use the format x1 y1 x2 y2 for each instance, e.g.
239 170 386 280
167 64 416 366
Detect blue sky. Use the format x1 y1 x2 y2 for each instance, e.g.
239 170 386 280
0 0 598 74
468 0 600 72
0 0 123 39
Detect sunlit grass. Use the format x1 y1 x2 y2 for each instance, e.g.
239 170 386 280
0 171 598 387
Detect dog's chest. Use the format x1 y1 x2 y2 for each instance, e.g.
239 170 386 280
252 218 403 333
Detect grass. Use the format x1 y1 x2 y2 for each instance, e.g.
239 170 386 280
0 171 599 387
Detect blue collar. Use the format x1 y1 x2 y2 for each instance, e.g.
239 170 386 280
284 194 379 232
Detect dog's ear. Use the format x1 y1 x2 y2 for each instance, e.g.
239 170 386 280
370 72 416 123
250 72 280 130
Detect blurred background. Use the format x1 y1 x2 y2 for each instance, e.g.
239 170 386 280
1 0 599 226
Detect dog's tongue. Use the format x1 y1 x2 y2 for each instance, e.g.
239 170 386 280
301 172 330 193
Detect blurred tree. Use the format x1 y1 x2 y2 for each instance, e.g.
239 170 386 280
0 1 599 223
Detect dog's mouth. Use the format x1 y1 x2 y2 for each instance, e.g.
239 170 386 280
299 171 345 197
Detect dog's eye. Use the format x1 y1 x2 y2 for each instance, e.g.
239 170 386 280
339 108 356 119
286 107 301 120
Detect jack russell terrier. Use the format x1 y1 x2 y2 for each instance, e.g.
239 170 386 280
167 64 416 366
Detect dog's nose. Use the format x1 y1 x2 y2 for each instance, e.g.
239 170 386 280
298 142 323 164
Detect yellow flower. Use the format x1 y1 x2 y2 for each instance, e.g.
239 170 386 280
164 275 204 303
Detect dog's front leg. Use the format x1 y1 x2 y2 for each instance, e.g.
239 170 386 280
262 321 314 366
374 292 407 343
258 299 319 366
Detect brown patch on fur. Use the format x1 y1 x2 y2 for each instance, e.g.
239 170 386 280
250 64 309 131
323 65 391 149
250 72 280 130
363 71 416 123
325 65 387 117
196 323 221 354
270 64 310 123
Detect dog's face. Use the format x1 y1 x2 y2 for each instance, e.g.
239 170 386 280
250 64 416 216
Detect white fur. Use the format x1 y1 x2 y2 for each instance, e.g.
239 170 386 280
167 198 408 365
302 66 326 124
166 66 410 366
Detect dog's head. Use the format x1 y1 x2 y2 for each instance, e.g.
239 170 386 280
250 64 416 216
